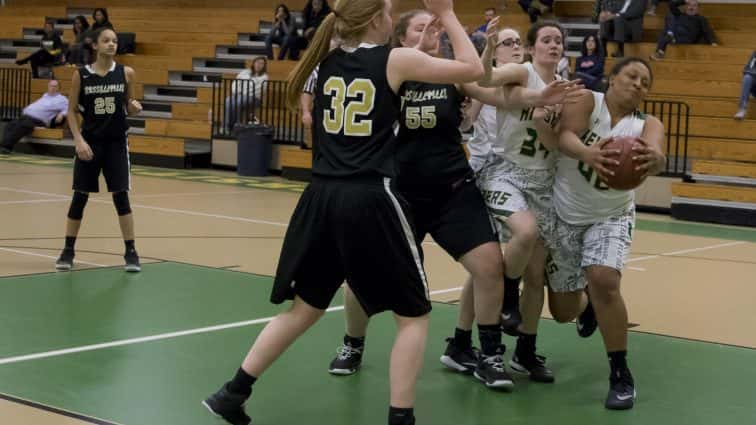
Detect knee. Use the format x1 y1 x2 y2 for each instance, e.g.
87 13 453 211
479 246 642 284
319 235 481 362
112 191 132 216
509 213 539 248
67 191 89 220
586 267 621 304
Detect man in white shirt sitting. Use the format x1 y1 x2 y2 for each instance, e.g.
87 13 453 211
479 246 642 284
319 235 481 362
1 79 68 154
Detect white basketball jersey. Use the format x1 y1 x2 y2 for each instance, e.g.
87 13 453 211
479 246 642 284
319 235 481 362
467 104 496 164
554 92 647 225
493 62 558 170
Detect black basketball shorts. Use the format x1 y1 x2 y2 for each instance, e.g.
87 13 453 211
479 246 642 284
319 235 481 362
271 176 431 318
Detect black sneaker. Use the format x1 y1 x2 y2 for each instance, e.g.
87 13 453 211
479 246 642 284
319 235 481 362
577 297 597 338
439 337 479 374
605 368 636 410
474 346 514 390
509 353 555 383
202 383 251 425
124 248 141 272
55 249 74 271
500 308 522 336
0 147 11 155
328 342 363 375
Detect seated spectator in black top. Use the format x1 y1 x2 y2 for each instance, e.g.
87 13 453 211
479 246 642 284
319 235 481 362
734 51 756 120
1 80 68 154
651 0 716 60
518 0 555 23
302 0 331 42
15 21 64 78
66 16 92 66
91 8 114 32
265 4 300 60
598 0 647 57
575 33 605 90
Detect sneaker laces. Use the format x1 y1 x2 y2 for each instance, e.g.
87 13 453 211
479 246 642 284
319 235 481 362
335 344 362 360
482 346 506 372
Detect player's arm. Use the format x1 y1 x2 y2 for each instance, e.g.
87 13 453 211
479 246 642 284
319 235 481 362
125 66 142 116
558 91 619 181
387 5 483 90
68 70 93 161
633 115 666 178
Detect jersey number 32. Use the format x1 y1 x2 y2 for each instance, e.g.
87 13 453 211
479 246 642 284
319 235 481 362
323 77 376 137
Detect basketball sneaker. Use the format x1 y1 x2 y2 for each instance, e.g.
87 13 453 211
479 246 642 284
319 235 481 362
328 340 363 375
202 384 251 425
605 368 636 410
124 248 141 273
55 249 74 271
509 352 554 383
439 337 479 374
577 297 597 338
474 345 514 390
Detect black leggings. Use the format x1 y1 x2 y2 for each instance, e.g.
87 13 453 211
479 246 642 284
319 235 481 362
18 49 57 78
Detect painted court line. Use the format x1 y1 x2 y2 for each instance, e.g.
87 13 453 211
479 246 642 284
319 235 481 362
0 186 290 228
0 247 107 268
0 287 454 366
0 199 69 205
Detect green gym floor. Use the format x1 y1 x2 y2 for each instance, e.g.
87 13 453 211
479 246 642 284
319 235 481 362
1 154 755 425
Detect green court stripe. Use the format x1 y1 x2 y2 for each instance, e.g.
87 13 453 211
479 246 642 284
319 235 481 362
636 218 756 242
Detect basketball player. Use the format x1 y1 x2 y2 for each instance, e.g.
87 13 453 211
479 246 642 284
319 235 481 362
326 11 580 390
55 27 142 272
547 57 665 409
202 1 489 424
474 20 573 383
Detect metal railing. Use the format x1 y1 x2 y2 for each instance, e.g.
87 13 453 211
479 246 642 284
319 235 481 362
0 68 31 121
642 99 690 177
211 79 304 145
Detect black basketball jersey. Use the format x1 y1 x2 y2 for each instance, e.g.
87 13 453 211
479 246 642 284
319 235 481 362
78 62 129 140
312 44 401 179
396 82 469 186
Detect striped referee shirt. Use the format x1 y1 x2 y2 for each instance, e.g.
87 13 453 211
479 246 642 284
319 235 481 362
303 66 319 94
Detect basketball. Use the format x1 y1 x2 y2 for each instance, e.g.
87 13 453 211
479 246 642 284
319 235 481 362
602 136 646 190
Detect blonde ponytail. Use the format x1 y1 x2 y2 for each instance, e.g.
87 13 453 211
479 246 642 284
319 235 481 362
286 12 337 112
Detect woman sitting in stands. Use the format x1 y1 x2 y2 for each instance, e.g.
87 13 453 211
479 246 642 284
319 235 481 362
224 57 269 132
15 20 64 78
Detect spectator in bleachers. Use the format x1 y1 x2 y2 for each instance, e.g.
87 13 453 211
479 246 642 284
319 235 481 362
1 80 68 154
596 0 647 57
15 20 64 78
91 8 114 32
224 57 269 132
302 0 331 42
473 7 497 35
66 16 92 66
265 4 300 60
575 33 605 90
518 0 554 23
734 51 756 120
650 0 716 60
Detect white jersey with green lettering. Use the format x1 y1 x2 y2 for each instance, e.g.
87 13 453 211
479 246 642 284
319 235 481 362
493 62 558 171
553 91 647 225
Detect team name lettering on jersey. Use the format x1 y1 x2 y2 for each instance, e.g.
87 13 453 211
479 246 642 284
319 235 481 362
400 88 448 109
580 128 601 146
84 84 125 95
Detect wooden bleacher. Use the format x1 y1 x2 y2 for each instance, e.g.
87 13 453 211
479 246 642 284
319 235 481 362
1 0 754 224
